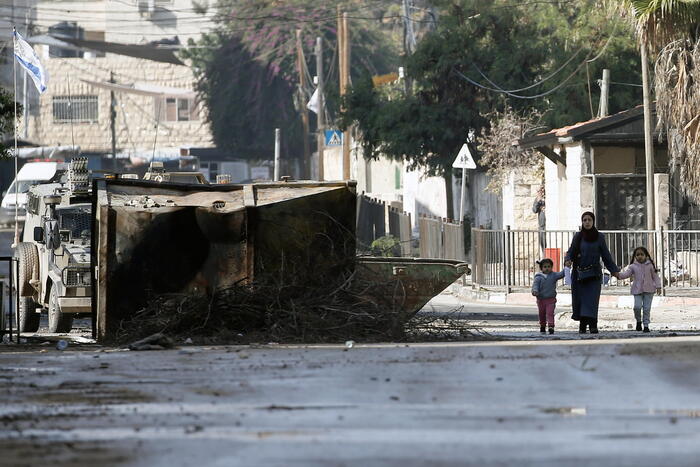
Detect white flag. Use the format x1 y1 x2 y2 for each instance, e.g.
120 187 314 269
306 88 319 114
14 30 48 94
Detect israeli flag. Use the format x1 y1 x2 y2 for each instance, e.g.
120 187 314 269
13 30 48 94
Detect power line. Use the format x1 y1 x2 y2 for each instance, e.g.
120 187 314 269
453 26 618 100
1 1 398 25
472 46 586 93
611 81 643 88
453 49 594 100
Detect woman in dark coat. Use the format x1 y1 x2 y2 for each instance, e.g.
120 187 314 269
564 212 620 333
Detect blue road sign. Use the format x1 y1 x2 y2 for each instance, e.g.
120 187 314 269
325 129 343 147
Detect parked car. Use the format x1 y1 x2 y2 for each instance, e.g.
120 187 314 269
0 161 60 226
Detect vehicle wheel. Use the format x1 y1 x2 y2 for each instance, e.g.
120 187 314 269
18 297 40 333
15 242 38 297
47 286 73 333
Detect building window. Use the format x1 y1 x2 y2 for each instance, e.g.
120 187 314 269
394 165 402 190
52 95 98 123
159 97 199 122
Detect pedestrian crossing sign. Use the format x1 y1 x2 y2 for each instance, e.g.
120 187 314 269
452 143 476 169
325 130 343 147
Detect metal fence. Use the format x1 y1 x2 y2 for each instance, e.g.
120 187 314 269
387 206 412 257
0 256 19 341
356 195 412 256
472 228 700 293
418 215 465 261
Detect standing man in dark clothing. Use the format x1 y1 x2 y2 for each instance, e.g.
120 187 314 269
532 186 546 254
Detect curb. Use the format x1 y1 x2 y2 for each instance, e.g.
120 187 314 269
450 284 700 311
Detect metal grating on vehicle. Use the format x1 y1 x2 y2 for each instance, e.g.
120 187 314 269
62 266 91 287
59 209 91 238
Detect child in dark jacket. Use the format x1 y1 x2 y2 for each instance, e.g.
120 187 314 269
532 258 566 334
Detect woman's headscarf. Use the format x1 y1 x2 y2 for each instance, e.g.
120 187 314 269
572 211 599 262
580 211 599 242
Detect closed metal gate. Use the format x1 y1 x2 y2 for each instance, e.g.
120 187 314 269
596 176 646 230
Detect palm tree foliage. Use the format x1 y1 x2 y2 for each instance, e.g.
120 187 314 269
619 0 700 202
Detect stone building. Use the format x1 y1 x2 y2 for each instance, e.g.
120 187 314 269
1 0 216 165
27 56 212 159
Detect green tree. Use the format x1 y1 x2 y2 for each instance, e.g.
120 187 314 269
341 0 641 218
617 0 700 202
0 88 17 159
183 0 398 161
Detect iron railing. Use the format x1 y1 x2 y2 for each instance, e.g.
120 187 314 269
0 256 18 341
472 228 700 293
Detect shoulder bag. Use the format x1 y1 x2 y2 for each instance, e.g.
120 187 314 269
577 264 602 283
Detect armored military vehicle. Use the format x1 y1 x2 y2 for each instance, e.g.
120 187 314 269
15 158 91 333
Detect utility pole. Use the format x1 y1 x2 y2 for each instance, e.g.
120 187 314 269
315 37 324 181
109 71 117 162
274 128 281 181
402 0 416 55
641 43 655 230
295 30 311 179
339 9 351 180
598 69 610 118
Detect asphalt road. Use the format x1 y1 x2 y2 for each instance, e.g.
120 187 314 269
2 337 700 466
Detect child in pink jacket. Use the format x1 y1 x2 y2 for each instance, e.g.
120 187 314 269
617 246 662 333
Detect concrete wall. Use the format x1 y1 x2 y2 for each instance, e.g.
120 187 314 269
542 142 593 230
403 169 447 228
543 153 568 230
564 143 583 230
322 146 343 181
31 0 215 45
655 173 670 229
105 0 215 44
467 171 502 230
594 146 636 174
35 1 106 35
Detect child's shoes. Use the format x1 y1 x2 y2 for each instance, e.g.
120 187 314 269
548 327 554 335
643 326 650 333
540 325 546 333
636 321 642 331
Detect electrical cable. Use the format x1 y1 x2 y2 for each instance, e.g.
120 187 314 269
471 46 585 93
456 52 592 100
454 25 618 100
611 81 643 88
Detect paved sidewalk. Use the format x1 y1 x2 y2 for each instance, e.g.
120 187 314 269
447 284 700 337
451 283 700 312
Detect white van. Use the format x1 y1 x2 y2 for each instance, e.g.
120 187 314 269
1 162 59 225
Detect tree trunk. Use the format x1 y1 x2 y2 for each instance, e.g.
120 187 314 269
443 170 454 220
